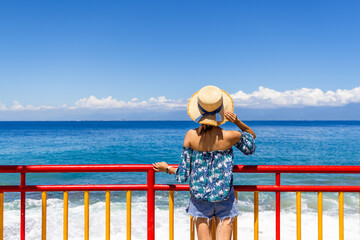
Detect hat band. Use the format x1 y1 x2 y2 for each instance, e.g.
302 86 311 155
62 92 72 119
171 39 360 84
195 103 223 123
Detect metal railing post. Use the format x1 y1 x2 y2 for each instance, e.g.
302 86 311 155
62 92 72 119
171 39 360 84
42 191 47 240
0 192 4 240
169 191 174 240
127 190 132 240
20 172 26 240
254 191 259 240
147 169 155 240
105 191 110 240
63 191 68 240
318 192 323 240
275 173 281 240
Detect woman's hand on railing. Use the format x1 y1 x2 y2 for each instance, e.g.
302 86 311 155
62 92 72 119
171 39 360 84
153 162 176 174
153 162 168 172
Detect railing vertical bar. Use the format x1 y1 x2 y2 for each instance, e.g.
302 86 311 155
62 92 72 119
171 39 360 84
275 173 280 240
318 192 323 240
254 191 259 240
169 191 174 240
233 190 238 240
0 192 3 240
42 191 47 240
147 170 155 240
190 216 195 240
20 172 26 240
127 190 131 240
105 191 110 240
296 191 301 240
339 192 344 240
63 191 68 240
211 218 216 240
84 191 89 240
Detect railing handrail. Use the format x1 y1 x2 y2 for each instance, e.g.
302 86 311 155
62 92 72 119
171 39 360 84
1 184 360 192
1 164 360 173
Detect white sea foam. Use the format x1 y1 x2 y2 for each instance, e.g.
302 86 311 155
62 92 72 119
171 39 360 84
2 194 360 240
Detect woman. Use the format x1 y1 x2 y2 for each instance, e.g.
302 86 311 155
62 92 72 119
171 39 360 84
153 85 256 240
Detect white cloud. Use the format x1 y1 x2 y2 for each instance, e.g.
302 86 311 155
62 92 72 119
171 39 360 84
0 102 6 111
231 86 360 108
148 96 186 108
70 96 128 109
69 95 186 110
6 101 59 111
1 86 360 111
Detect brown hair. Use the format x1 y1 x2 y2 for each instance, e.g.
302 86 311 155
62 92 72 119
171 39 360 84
199 124 213 136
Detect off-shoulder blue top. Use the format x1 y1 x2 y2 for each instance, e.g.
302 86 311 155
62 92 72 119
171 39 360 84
175 131 255 202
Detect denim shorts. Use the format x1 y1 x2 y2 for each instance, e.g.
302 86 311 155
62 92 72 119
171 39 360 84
186 187 239 221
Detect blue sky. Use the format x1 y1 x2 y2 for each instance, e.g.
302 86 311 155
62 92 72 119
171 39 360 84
0 1 359 120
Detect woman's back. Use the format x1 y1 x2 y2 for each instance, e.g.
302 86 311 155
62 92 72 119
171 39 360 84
176 124 255 202
185 126 241 152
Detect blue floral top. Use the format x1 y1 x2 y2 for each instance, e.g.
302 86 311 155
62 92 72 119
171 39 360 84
175 131 255 202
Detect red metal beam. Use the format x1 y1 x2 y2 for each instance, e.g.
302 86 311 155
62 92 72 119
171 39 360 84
232 165 360 173
20 173 25 240
1 184 360 192
0 184 149 192
233 185 360 192
0 164 153 173
147 169 155 240
275 173 281 240
2 164 360 173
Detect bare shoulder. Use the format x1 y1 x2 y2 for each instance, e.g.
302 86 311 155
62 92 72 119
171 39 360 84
185 129 197 137
223 129 242 144
183 129 197 147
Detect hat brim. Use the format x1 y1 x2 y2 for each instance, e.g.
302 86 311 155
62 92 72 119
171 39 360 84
187 89 234 126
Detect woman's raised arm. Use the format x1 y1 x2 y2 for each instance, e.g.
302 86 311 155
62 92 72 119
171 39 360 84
224 111 256 139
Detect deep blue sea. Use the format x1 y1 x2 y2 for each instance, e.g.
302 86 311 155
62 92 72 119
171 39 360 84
0 121 359 240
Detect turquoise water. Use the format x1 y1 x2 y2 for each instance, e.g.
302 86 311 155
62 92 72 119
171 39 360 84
0 121 359 239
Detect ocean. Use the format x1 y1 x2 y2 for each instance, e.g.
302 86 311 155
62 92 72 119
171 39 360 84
0 121 360 239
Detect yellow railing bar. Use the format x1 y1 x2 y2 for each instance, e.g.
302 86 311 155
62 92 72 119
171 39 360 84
63 191 68 240
254 191 259 240
84 191 89 240
339 192 344 240
233 190 238 240
211 218 216 240
296 191 301 240
169 191 174 240
42 191 47 240
0 192 3 240
190 216 195 240
318 192 322 240
105 191 110 240
126 190 131 240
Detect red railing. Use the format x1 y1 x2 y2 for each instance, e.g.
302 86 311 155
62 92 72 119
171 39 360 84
1 164 360 240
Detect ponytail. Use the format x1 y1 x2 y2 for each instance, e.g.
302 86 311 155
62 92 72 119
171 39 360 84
199 124 213 135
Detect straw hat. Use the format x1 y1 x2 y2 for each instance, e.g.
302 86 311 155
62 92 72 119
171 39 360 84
187 85 233 126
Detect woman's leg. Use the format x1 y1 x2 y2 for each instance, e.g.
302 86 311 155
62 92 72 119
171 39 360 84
195 217 213 240
215 217 233 240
